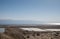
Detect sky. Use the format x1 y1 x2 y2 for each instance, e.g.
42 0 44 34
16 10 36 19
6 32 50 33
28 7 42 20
0 0 60 23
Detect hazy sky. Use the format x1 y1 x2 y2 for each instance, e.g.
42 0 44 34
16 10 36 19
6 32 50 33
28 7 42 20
0 0 60 23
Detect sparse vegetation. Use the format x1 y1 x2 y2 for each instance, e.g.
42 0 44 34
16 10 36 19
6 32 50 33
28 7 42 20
0 25 60 39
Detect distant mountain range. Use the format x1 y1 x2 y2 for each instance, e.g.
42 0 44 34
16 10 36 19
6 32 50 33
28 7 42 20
0 19 60 25
0 20 44 24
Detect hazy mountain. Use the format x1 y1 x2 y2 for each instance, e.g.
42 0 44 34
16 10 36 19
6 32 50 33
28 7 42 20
0 20 44 24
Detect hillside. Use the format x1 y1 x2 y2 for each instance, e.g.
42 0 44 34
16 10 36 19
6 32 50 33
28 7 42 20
0 28 60 39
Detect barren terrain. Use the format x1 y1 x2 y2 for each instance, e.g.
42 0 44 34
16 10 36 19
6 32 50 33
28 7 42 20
0 25 60 39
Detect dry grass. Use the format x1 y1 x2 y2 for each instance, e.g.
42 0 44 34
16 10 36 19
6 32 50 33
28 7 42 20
0 28 60 39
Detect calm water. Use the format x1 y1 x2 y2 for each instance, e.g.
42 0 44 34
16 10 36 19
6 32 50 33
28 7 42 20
0 28 5 32
20 28 60 31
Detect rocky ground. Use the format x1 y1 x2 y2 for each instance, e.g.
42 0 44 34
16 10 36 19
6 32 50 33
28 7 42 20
0 28 60 39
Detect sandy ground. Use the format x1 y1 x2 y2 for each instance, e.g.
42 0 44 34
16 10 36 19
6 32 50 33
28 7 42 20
0 28 60 39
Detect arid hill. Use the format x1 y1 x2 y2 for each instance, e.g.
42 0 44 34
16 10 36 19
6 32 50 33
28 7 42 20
0 28 60 39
